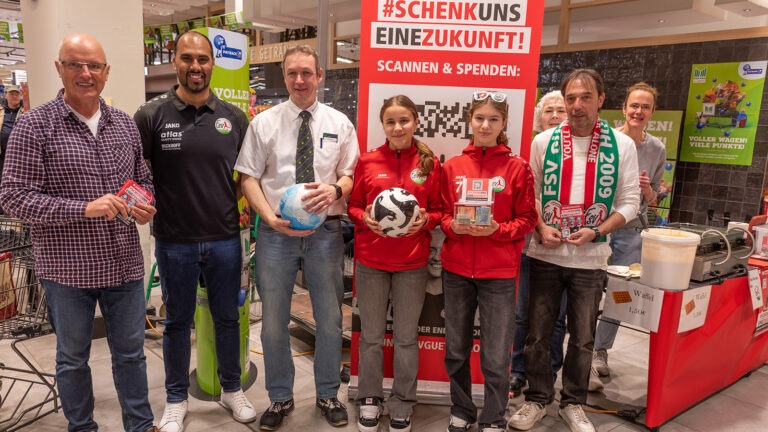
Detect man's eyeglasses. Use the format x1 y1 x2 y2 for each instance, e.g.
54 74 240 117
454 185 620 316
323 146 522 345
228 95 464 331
59 60 108 73
473 91 507 103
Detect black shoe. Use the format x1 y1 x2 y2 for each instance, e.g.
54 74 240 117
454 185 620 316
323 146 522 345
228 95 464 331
259 399 295 431
316 397 348 427
509 376 526 397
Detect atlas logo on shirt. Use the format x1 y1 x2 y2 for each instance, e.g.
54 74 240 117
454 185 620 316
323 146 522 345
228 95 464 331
160 122 183 151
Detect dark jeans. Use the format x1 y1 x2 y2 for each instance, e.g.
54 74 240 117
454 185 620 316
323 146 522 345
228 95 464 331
443 270 515 427
155 236 243 402
511 254 567 381
523 258 606 407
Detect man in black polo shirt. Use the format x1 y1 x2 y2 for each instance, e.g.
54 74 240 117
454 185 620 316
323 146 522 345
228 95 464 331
134 31 255 432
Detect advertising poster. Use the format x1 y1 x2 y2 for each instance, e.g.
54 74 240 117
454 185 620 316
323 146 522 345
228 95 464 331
680 61 767 165
357 0 545 160
195 28 250 116
352 0 545 395
0 22 9 42
601 109 682 225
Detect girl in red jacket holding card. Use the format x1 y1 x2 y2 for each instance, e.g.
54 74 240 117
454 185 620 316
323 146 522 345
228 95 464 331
348 95 442 432
440 91 537 432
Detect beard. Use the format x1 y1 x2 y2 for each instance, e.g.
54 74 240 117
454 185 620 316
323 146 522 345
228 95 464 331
179 72 209 94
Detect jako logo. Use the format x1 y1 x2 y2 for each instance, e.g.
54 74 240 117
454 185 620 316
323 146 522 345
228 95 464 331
213 34 242 60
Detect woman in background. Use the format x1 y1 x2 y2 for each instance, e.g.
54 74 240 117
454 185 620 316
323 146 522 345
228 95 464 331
591 82 666 378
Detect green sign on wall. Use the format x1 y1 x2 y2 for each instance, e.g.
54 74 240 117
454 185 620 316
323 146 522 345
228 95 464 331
680 61 766 165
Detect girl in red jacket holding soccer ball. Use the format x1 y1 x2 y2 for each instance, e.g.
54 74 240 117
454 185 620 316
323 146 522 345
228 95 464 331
440 91 537 432
348 95 442 432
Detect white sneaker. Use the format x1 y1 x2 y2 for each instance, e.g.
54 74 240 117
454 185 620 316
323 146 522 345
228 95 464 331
592 350 610 377
220 389 258 423
559 404 595 432
158 400 188 432
508 402 546 430
588 367 604 392
446 414 472 432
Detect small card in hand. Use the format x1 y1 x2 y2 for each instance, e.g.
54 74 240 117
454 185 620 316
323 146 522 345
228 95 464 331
116 180 154 225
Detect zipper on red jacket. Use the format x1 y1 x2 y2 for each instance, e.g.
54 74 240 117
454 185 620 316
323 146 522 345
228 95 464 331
396 149 402 185
471 146 488 278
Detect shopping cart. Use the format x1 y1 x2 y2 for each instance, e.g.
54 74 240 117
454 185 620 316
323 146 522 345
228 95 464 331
0 216 59 431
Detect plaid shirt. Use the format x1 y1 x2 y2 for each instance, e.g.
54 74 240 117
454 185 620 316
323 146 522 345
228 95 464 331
0 90 153 288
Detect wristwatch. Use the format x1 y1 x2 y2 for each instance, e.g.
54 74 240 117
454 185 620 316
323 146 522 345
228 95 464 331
591 226 602 243
331 184 343 200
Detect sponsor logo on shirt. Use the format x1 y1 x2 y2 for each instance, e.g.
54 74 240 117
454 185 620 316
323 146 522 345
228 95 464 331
160 122 182 151
491 176 505 192
215 118 233 135
410 168 427 185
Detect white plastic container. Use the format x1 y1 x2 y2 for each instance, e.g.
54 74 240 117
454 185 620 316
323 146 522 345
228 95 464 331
755 224 768 255
639 228 701 291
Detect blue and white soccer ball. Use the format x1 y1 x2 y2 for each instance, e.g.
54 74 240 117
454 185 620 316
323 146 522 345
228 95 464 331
280 184 328 230
372 188 420 237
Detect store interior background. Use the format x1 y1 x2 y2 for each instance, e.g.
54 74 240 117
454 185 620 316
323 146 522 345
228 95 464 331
0 0 766 224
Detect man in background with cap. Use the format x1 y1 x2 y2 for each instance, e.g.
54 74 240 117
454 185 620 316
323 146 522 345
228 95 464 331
0 84 24 184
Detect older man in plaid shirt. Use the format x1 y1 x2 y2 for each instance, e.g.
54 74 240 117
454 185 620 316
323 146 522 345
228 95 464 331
0 34 159 432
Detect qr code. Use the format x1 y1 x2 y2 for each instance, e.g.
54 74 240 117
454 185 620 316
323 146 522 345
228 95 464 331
418 101 472 140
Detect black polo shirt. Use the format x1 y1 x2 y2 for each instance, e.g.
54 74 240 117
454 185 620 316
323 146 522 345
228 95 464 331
134 86 250 241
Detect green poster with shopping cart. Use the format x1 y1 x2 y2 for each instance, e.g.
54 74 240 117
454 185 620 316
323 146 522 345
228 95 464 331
194 28 250 117
680 61 766 166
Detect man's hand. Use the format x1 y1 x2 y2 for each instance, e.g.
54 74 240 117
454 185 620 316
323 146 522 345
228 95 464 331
85 194 129 220
538 224 563 248
130 202 157 225
301 182 336 214
264 214 315 237
564 227 596 246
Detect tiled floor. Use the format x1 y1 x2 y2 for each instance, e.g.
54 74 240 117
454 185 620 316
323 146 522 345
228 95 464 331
3 300 768 432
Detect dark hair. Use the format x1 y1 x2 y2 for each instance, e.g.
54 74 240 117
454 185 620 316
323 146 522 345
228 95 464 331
467 92 509 145
173 30 213 58
282 44 320 72
560 68 605 98
624 82 658 110
380 95 435 176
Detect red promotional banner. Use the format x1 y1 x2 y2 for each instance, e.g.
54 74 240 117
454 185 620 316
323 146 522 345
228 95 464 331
357 0 545 160
352 0 545 398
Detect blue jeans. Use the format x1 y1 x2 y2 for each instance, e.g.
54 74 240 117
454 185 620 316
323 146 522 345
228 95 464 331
523 258 606 407
155 236 242 402
595 226 643 351
42 279 153 432
443 270 515 427
511 254 567 381
255 220 344 401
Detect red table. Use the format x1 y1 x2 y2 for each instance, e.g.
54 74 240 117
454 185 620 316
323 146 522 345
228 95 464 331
645 261 768 429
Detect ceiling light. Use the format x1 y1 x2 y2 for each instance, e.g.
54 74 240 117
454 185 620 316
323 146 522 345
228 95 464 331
743 8 752 12
658 18 665 23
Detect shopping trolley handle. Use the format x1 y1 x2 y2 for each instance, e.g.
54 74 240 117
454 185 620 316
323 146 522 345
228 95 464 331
10 323 50 338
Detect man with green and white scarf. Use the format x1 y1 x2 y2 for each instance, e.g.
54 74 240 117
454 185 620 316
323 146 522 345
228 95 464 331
508 69 640 432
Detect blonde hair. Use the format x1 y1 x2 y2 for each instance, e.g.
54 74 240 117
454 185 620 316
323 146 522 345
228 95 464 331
532 90 564 133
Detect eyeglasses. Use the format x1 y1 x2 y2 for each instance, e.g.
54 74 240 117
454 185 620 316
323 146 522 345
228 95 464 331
473 91 507 103
59 60 108 73
627 103 653 112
